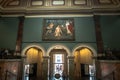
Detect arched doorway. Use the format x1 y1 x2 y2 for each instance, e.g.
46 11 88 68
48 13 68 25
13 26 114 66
74 47 95 79
24 47 43 80
49 48 68 80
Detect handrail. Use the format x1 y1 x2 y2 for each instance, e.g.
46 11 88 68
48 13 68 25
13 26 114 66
5 70 17 80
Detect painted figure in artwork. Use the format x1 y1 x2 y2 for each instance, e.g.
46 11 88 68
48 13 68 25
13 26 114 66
43 19 74 40
45 23 54 36
65 21 73 36
54 25 62 37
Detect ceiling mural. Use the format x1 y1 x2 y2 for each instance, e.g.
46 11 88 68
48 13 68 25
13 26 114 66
0 0 120 16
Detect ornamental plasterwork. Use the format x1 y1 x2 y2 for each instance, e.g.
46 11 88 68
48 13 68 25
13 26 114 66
99 0 111 4
31 0 43 6
52 0 65 5
0 0 119 8
0 0 118 8
0 0 120 16
98 0 118 5
93 0 120 9
71 0 91 8
8 0 19 6
1 0 20 8
74 0 86 5
32 1 43 6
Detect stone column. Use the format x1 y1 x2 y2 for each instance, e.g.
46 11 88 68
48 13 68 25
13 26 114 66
42 56 49 80
21 56 27 80
68 56 75 80
94 15 104 56
74 51 81 80
15 16 25 55
95 60 102 80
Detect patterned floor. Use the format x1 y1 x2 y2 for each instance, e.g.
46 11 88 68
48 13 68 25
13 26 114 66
49 76 96 80
25 76 96 80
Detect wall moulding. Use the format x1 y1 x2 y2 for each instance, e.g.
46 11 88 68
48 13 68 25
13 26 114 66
0 0 120 16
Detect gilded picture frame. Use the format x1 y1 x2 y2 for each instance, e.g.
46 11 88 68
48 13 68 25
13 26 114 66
42 18 75 41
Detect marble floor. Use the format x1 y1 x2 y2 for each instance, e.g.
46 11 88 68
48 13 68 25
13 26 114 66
25 76 96 80
49 77 96 80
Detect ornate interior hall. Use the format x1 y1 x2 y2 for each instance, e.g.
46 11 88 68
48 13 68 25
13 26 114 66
0 0 120 80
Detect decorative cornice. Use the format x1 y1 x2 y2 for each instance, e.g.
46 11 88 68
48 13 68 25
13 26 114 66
0 0 120 17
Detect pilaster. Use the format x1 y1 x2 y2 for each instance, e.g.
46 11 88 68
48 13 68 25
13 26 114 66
94 15 104 55
68 56 75 80
42 56 49 80
15 16 25 55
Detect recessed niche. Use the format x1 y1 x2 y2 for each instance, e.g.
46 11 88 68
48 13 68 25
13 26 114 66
74 0 86 5
32 1 43 6
8 0 19 6
52 0 65 5
99 0 111 4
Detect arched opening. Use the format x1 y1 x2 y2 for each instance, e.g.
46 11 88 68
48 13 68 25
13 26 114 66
74 47 95 79
48 45 68 80
24 47 43 80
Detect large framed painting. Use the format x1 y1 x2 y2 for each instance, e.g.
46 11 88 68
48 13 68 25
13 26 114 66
42 18 75 41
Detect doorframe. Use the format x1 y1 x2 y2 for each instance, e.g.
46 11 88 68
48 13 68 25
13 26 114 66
72 44 97 78
21 44 45 80
49 49 68 78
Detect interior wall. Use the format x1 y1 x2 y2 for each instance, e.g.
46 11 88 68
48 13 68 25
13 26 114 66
97 61 120 80
22 17 97 56
23 17 95 42
100 15 120 49
0 60 22 80
0 16 97 54
75 17 96 42
0 17 18 49
23 18 43 42
0 16 120 53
